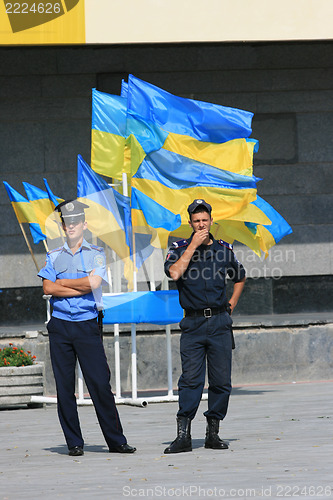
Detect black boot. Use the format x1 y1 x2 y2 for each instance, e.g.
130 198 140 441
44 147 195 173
164 417 192 454
204 417 228 449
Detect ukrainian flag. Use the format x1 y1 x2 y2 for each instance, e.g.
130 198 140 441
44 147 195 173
131 147 265 236
127 74 253 144
77 154 132 262
213 196 293 256
3 181 45 244
125 76 258 175
92 84 257 183
78 154 162 290
126 75 258 182
248 196 293 254
23 182 60 239
125 76 293 254
91 89 167 180
91 90 128 179
131 186 182 249
43 178 63 208
93 77 291 256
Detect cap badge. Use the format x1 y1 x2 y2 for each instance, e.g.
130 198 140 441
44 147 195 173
65 202 75 212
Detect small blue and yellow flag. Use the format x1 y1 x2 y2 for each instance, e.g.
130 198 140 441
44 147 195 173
77 154 132 261
3 181 46 244
43 178 63 208
23 182 61 239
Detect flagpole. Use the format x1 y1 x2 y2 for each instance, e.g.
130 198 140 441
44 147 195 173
122 172 139 400
122 172 137 292
111 248 122 400
18 221 40 272
162 248 174 397
149 252 156 291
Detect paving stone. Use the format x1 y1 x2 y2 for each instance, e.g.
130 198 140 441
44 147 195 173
0 381 332 499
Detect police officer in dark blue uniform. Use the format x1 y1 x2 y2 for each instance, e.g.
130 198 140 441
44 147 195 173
164 199 246 454
38 200 136 456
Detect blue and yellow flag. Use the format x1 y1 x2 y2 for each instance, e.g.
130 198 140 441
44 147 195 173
125 75 258 185
127 74 253 144
131 146 266 244
122 79 169 157
214 196 293 256
77 154 132 261
23 182 61 239
91 90 129 179
93 76 291 255
3 181 45 244
131 186 182 249
78 154 158 270
131 187 181 232
248 196 293 254
124 76 270 247
91 88 168 180
43 178 63 208
92 83 257 182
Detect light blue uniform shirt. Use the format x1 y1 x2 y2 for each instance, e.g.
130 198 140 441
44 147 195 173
38 239 107 322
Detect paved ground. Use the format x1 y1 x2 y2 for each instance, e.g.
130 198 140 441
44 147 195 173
0 380 332 500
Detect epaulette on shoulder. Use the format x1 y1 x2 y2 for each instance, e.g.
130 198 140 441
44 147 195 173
90 244 104 252
172 239 188 249
218 239 234 251
47 246 62 255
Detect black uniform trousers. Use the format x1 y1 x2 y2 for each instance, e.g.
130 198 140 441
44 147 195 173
177 311 233 421
47 316 126 450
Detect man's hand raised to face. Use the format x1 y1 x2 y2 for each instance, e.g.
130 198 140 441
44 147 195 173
191 228 210 248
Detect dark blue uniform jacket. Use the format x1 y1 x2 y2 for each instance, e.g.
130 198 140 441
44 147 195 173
164 234 245 311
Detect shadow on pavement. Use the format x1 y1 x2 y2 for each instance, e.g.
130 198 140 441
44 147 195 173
44 444 109 455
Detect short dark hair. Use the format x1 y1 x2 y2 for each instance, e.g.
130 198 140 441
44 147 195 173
190 206 211 220
192 206 210 215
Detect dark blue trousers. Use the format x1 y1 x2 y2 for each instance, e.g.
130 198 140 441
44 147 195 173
47 316 126 450
177 311 233 421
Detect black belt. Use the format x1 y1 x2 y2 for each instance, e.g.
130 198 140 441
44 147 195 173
185 306 226 318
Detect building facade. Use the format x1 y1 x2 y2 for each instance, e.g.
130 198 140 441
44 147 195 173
1 2 333 323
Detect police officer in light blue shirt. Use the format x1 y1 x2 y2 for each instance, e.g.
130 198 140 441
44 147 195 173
163 199 246 454
38 199 136 456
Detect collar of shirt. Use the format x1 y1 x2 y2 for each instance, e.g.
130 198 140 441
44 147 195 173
62 238 92 256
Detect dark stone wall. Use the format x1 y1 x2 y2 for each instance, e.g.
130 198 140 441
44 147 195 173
0 41 332 320
0 286 46 325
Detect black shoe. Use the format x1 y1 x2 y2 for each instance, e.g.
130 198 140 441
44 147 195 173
204 417 228 450
109 443 136 453
164 417 192 454
68 446 84 456
205 435 229 449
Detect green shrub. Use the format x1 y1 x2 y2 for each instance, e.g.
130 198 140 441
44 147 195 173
0 343 36 367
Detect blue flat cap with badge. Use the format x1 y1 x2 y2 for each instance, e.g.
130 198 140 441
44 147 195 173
56 200 89 225
187 199 212 215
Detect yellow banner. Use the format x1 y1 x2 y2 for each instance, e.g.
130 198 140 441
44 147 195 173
0 0 332 45
0 0 85 44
